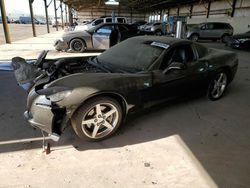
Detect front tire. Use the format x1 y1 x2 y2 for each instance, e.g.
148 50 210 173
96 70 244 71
190 34 199 42
69 38 86 52
71 97 123 141
154 30 163 36
221 34 229 43
207 71 228 101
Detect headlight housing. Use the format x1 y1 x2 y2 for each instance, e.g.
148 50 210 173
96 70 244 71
48 90 72 102
36 86 72 102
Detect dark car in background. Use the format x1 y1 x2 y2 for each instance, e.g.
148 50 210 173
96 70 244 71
186 22 233 42
226 31 250 50
12 36 238 141
54 23 141 52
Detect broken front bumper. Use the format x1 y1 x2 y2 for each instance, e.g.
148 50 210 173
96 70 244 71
24 95 54 133
54 39 69 51
24 95 66 135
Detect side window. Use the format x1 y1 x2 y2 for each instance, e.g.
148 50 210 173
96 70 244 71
117 18 125 23
118 25 128 32
200 24 206 30
194 43 208 58
214 23 224 29
207 23 214 30
154 23 161 26
106 18 112 23
160 45 195 70
93 19 103 26
96 26 112 34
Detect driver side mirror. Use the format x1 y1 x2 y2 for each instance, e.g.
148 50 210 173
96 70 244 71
163 62 185 74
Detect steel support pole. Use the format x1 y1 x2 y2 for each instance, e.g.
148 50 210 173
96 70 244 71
177 7 179 17
65 4 68 25
60 0 64 29
0 0 11 43
206 1 211 18
44 0 50 33
29 0 36 37
68 5 73 26
231 0 237 17
54 0 58 31
189 5 193 19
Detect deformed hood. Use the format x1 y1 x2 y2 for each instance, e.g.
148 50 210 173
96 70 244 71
63 30 91 38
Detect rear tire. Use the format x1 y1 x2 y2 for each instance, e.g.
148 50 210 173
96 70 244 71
69 38 86 52
154 30 163 36
221 35 229 43
190 34 199 42
71 97 123 141
207 71 228 101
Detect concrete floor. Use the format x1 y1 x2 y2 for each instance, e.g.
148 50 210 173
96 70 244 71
0 25 100 61
0 36 250 187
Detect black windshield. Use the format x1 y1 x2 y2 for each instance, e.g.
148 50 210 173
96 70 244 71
97 37 165 72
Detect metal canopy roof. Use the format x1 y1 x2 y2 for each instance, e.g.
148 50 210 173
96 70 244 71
63 0 212 12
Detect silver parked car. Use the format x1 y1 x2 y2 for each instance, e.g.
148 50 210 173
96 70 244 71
54 23 140 52
186 22 233 42
139 22 167 36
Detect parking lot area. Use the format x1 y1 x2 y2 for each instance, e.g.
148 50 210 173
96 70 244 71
0 42 250 187
0 24 60 45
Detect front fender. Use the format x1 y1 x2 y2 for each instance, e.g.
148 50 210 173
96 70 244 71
47 72 152 115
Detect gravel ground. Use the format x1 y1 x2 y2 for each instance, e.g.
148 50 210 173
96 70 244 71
0 24 62 44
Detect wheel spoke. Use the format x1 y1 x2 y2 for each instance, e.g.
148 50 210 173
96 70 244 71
82 118 95 125
104 109 116 119
92 125 99 138
218 73 224 83
103 120 113 130
211 86 217 95
217 87 221 96
95 104 102 116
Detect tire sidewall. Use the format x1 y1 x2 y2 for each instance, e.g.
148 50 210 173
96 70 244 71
70 38 86 52
155 30 162 36
221 34 229 43
190 34 199 42
71 97 123 141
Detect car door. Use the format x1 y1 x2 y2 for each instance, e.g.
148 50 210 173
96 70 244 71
200 23 214 38
147 44 208 104
117 25 136 41
92 25 113 49
213 23 223 38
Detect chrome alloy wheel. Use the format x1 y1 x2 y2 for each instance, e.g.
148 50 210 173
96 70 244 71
81 103 119 139
210 72 227 99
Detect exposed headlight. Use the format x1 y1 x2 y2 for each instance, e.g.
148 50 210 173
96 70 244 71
36 86 72 102
48 90 72 102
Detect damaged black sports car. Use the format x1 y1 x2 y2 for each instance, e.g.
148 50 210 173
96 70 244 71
12 36 238 141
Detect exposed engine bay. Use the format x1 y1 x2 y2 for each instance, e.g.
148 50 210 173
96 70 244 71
11 50 106 91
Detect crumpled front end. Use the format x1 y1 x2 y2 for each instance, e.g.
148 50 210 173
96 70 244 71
54 39 69 51
25 88 68 135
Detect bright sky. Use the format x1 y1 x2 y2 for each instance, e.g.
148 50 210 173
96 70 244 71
5 0 65 16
